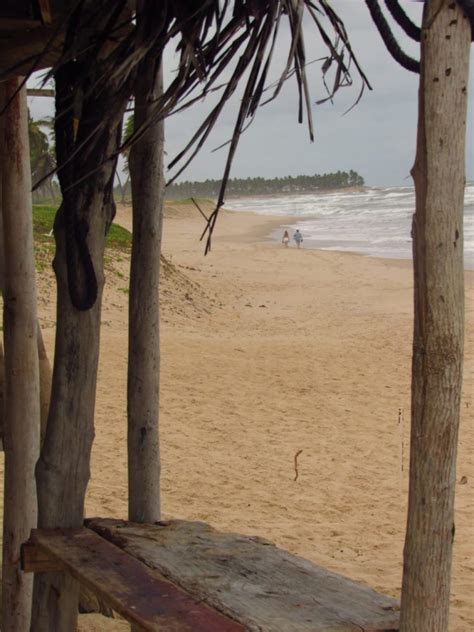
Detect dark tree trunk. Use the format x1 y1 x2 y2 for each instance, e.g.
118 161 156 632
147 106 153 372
400 2 471 630
31 60 130 630
31 200 107 631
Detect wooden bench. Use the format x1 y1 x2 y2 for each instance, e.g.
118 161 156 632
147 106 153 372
23 518 400 631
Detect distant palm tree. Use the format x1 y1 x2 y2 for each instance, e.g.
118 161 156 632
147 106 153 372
28 111 56 201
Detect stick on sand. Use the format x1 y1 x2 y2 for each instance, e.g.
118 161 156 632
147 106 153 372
294 449 303 481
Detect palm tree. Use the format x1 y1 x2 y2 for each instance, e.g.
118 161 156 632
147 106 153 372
28 112 56 201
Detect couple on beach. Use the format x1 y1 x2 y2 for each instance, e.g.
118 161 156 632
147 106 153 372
282 229 303 248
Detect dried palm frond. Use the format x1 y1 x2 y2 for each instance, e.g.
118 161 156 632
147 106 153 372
3 0 370 256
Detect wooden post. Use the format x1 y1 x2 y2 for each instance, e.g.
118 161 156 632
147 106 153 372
1 77 41 632
31 61 129 629
0 82 5 450
0 91 51 451
128 49 164 523
400 2 471 631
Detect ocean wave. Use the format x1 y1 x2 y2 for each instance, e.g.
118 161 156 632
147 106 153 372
226 185 474 263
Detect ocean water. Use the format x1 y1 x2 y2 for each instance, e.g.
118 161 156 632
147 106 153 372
225 184 474 269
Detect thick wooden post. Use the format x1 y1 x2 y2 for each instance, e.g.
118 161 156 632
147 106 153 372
32 197 107 632
0 82 5 449
0 90 51 451
128 52 164 523
400 2 471 631
31 63 129 630
1 78 41 632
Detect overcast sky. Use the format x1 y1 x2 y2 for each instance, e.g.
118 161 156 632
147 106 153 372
28 1 474 188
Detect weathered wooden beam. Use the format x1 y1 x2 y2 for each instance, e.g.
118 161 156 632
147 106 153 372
0 2 76 79
21 544 113 617
89 518 401 632
25 528 245 632
0 26 63 79
0 1 130 80
37 0 53 25
21 542 65 574
0 18 41 29
23 520 401 631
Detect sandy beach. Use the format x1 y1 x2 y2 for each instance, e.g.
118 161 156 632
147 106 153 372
7 201 474 630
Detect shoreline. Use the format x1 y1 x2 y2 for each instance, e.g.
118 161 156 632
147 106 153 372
232 208 474 274
117 202 474 274
249 211 474 274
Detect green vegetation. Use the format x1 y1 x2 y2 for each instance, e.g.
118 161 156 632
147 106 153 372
28 111 59 202
33 205 132 249
33 205 57 242
168 197 209 205
33 205 131 283
165 170 365 199
113 171 365 203
107 222 133 249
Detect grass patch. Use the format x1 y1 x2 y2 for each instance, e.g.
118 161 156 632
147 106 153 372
33 204 132 249
107 223 132 249
33 205 56 245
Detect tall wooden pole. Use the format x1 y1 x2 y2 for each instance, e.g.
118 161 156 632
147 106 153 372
400 2 471 630
1 78 40 632
31 63 129 630
0 93 51 449
128 50 164 523
0 82 5 450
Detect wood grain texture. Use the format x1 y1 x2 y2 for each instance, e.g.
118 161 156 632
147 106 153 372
28 527 245 632
127 47 165 525
89 518 400 632
400 2 471 631
1 78 40 632
21 542 65 574
31 47 132 628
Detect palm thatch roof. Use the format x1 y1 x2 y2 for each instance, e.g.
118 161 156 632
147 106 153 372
1 1 369 191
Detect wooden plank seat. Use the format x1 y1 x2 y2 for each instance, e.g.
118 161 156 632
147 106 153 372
22 527 245 631
23 519 400 631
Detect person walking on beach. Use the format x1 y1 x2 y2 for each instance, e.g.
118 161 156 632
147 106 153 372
293 229 303 249
282 230 290 247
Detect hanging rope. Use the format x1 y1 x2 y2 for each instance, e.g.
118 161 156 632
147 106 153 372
384 0 421 41
365 0 420 73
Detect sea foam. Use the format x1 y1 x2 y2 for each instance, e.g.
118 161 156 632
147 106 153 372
225 184 474 268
